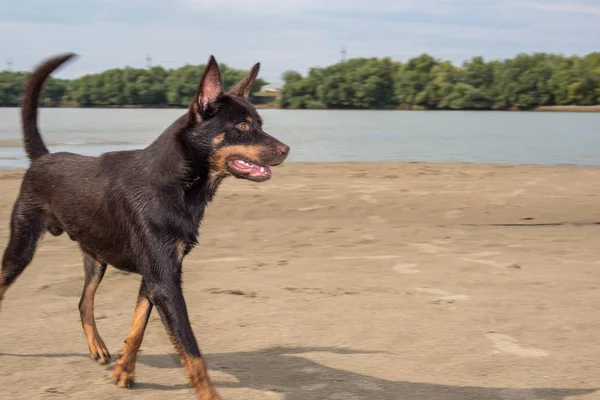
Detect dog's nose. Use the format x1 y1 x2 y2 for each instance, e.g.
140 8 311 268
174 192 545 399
277 143 290 156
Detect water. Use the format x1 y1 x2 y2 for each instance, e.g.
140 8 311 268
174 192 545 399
1 108 599 169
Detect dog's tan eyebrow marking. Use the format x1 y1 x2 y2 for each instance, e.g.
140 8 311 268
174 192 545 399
246 116 253 122
212 133 225 146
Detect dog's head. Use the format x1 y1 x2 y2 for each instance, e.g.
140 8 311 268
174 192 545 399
183 56 289 182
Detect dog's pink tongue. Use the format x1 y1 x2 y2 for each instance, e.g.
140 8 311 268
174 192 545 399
250 164 272 177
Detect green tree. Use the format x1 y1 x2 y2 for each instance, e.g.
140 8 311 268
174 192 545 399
2 52 600 109
394 54 442 108
0 71 26 106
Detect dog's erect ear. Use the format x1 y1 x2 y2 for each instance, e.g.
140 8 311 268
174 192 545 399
190 55 223 120
227 62 260 98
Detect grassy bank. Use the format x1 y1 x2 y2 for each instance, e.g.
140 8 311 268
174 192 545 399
534 105 600 112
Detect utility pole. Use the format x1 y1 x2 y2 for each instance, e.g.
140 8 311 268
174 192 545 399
341 46 347 62
145 54 152 68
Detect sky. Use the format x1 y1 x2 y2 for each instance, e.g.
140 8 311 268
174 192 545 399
1 0 599 83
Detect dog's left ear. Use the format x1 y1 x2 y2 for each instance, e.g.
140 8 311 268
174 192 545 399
227 62 260 98
190 55 223 121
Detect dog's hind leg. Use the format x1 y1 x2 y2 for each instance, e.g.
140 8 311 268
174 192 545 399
0 198 44 310
79 253 110 364
112 280 153 388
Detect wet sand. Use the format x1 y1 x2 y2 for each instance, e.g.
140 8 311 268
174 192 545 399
1 162 600 399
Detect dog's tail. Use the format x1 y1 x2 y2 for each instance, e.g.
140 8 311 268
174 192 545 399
21 53 77 161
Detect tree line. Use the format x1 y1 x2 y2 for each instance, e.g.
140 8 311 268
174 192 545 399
1 52 599 109
280 52 600 110
0 63 267 107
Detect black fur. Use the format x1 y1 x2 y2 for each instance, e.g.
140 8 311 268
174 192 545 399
0 53 289 399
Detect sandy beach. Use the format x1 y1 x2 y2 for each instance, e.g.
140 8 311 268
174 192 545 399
1 162 600 399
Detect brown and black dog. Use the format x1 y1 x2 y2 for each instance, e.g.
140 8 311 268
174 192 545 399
0 53 290 399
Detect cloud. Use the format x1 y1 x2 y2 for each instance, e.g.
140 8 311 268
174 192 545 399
180 0 505 16
1 0 599 82
519 1 600 16
182 0 418 14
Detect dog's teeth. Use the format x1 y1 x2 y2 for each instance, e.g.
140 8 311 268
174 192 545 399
260 167 265 173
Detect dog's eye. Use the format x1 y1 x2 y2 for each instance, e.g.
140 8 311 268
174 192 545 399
236 122 250 131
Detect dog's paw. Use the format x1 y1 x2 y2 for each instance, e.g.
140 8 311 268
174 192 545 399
112 360 135 388
196 391 221 400
88 336 111 365
194 386 222 400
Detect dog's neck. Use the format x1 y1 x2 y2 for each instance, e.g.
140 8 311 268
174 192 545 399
142 113 225 213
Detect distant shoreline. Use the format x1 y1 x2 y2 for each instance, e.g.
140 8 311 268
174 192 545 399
532 105 600 112
2 104 600 112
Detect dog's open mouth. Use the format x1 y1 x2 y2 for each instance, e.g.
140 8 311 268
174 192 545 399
227 159 272 180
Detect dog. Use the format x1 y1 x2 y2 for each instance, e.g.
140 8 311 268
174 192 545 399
0 52 290 399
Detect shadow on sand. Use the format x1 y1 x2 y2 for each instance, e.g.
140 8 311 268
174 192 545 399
2 346 596 399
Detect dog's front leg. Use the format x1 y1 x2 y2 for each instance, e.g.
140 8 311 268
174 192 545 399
147 272 221 400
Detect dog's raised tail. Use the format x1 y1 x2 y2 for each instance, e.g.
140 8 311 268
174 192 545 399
21 53 77 161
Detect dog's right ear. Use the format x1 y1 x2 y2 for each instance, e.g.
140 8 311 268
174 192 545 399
189 55 223 121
